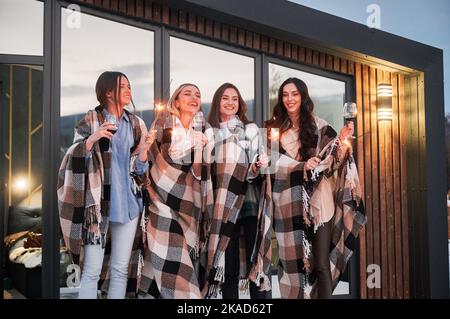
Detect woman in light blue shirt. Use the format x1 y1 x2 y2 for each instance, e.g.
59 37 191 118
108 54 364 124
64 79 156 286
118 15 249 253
77 71 152 298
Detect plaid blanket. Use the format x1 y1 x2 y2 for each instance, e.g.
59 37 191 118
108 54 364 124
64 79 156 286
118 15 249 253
247 174 273 292
265 117 366 298
202 122 259 298
57 106 146 296
139 113 214 299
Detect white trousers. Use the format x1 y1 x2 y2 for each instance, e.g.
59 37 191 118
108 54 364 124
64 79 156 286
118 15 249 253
78 216 138 299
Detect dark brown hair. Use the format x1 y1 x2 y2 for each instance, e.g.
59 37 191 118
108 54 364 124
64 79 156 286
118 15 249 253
95 71 135 113
207 82 250 128
265 77 317 160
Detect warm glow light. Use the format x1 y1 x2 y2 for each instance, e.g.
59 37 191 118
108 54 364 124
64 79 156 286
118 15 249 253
377 83 393 97
14 177 28 192
378 108 393 121
271 128 279 141
377 83 393 121
155 103 164 112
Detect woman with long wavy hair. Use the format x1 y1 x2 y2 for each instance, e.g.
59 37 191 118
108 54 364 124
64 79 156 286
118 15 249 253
264 77 366 298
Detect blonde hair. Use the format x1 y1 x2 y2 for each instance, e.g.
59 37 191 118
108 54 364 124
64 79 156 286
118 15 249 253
166 83 201 118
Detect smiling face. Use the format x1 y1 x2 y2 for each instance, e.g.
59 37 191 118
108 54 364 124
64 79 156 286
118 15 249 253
106 75 131 107
176 85 201 116
282 82 302 117
219 88 239 122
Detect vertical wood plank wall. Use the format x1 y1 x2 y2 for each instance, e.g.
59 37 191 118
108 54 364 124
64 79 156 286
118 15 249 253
77 0 411 298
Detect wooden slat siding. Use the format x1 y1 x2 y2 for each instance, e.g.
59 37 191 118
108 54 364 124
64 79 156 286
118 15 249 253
110 0 118 11
284 43 292 59
319 52 326 68
127 0 136 16
377 68 388 298
385 71 396 299
135 0 144 18
119 0 127 14
260 35 268 52
370 66 381 299
152 2 161 22
340 59 348 74
169 7 178 27
298 47 305 62
178 9 187 29
94 0 102 7
229 26 238 44
305 48 312 64
312 50 319 66
205 19 213 38
355 63 367 299
213 21 221 39
144 0 152 20
187 13 196 32
325 54 333 70
245 30 253 48
392 73 403 298
333 56 340 72
196 16 205 34
102 0 110 9
238 29 246 46
348 61 355 75
268 38 276 55
85 0 94 4
398 74 410 298
276 39 283 56
363 64 374 299
221 24 230 42
252 33 261 51
405 76 419 296
291 44 298 62
161 3 169 24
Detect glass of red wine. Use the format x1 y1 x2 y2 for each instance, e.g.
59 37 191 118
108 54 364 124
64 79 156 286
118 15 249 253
99 114 118 152
343 102 357 139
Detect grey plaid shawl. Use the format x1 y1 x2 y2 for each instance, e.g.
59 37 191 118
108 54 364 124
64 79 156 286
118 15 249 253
57 106 146 296
139 113 214 299
264 117 366 299
202 122 258 298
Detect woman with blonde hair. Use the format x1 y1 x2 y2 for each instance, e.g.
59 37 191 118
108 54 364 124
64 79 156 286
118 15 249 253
139 83 214 298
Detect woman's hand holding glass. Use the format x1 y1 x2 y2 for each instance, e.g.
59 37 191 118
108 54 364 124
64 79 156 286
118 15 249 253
86 121 117 152
252 153 269 174
305 156 321 171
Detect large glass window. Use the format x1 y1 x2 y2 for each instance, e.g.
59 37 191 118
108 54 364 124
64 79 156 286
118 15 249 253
0 0 44 56
1 64 43 299
60 9 154 154
59 9 154 298
170 37 255 120
268 63 346 132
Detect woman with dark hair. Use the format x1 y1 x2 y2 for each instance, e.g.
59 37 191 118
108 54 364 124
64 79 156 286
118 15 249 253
204 83 269 299
263 77 366 298
139 83 214 298
58 71 152 298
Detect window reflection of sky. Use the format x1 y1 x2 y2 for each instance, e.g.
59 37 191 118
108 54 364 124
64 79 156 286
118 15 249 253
60 9 154 117
269 64 346 131
170 37 255 119
0 0 43 55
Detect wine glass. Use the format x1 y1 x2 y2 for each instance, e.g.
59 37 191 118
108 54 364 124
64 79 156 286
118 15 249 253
99 113 118 152
226 115 245 140
192 111 205 132
343 102 357 139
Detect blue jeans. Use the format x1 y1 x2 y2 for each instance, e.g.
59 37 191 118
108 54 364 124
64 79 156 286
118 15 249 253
78 216 138 299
